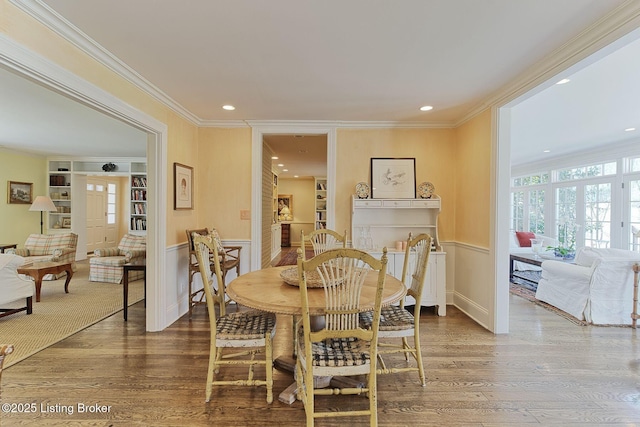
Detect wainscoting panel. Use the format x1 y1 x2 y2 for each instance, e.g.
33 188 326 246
164 239 252 325
451 242 493 330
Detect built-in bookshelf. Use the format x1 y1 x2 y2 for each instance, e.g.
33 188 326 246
272 171 279 224
46 158 147 235
48 160 72 231
314 177 327 230
130 162 147 232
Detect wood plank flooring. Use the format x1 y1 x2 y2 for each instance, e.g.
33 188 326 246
2 270 640 425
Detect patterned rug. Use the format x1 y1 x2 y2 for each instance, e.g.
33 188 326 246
0 261 144 368
509 282 588 326
275 249 316 266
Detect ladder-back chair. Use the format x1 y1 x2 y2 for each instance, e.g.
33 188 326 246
360 233 432 386
301 229 347 257
193 234 275 403
0 344 14 397
295 247 388 426
186 228 241 317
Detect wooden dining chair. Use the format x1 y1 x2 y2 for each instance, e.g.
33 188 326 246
186 228 242 317
193 234 276 403
360 233 432 386
300 229 347 257
295 247 388 426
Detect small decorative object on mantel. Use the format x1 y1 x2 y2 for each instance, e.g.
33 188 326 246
102 162 117 172
417 181 435 199
355 182 370 199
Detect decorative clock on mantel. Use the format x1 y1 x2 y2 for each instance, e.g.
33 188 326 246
355 182 370 199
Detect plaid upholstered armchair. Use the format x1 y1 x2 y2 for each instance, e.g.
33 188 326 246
89 234 146 284
7 233 78 280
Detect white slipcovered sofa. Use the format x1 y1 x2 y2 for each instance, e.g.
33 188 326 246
535 247 640 325
0 254 34 318
510 231 557 271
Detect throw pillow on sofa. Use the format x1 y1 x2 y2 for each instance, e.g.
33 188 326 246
515 231 536 247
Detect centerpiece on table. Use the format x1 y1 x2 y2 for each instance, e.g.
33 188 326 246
547 221 581 260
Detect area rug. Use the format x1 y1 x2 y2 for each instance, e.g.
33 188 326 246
275 249 315 266
0 261 144 368
509 282 588 326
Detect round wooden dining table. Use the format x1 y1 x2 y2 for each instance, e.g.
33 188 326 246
226 265 407 315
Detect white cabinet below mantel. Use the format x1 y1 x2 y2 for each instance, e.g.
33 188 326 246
367 250 446 316
351 195 446 315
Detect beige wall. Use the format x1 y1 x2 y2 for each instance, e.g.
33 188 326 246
454 109 492 248
0 149 47 243
197 127 253 240
335 128 457 243
279 177 315 245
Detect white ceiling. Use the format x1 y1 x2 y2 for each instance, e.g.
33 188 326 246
0 0 638 168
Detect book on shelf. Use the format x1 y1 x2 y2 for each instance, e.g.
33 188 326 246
131 176 147 187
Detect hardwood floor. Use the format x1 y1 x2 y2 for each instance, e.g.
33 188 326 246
2 272 640 425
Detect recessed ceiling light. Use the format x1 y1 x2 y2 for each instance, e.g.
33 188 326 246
556 78 570 85
419 105 433 111
625 127 636 132
283 169 288 172
277 163 284 167
543 149 551 153
294 175 299 178
222 105 235 110
271 156 278 160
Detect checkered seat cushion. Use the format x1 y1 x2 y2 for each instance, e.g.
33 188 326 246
360 306 415 331
217 310 276 340
297 330 371 367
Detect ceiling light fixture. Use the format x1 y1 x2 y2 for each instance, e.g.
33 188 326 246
283 169 288 172
625 127 636 132
277 163 284 167
543 149 551 153
271 156 278 160
556 78 570 85
294 175 299 178
222 105 235 110
419 105 433 111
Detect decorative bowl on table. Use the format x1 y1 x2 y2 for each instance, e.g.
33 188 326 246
279 267 343 288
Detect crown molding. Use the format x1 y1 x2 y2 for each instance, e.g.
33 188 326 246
511 137 640 177
242 120 453 129
14 0 640 132
455 0 640 127
11 0 200 126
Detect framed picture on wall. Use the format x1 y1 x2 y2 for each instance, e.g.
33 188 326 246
7 181 33 204
62 217 71 228
174 162 193 210
370 158 416 199
277 194 293 221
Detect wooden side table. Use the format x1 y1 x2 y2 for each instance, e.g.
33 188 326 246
123 263 146 321
280 223 291 247
17 261 73 302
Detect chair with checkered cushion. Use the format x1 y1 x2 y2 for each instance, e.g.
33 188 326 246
89 234 146 283
0 344 14 396
185 228 241 318
360 233 432 386
193 234 275 404
300 229 346 257
295 247 388 426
